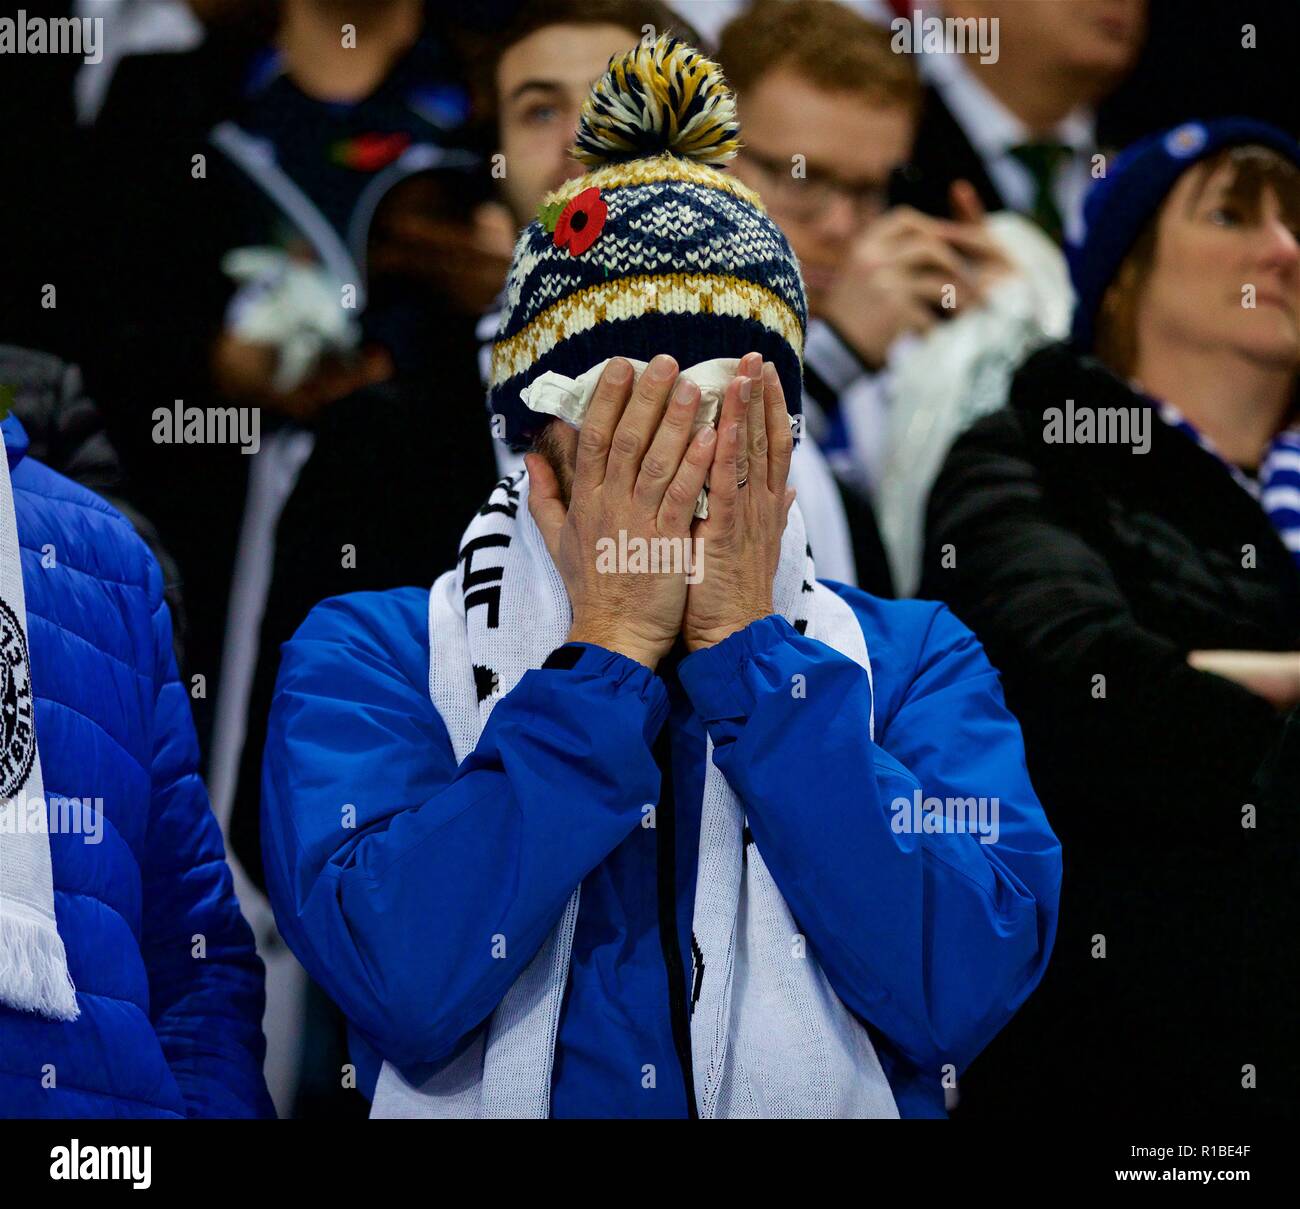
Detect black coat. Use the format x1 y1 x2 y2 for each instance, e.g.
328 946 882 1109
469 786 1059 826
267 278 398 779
1 344 187 665
228 363 499 891
922 342 1300 1119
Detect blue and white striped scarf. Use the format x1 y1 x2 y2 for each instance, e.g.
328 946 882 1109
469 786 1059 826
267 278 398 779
1155 400 1300 567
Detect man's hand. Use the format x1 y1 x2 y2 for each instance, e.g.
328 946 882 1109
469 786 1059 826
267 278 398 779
1188 649 1300 712
683 352 795 653
819 193 1013 369
368 200 514 317
526 355 716 671
211 331 392 422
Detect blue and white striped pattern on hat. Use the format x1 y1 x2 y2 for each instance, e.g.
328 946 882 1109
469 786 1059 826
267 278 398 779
486 35 807 451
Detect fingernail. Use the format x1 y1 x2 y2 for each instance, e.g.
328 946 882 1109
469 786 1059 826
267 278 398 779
763 362 778 385
698 424 716 445
748 353 763 380
607 358 632 384
739 377 752 402
649 353 677 380
673 378 699 406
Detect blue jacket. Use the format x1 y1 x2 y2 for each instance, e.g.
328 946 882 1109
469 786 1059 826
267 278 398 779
0 416 273 1119
263 582 1061 1118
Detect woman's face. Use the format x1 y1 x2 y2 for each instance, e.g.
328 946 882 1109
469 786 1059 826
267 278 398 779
1139 156 1300 371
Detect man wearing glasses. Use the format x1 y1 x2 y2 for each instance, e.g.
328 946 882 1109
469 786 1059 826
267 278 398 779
719 0 1012 594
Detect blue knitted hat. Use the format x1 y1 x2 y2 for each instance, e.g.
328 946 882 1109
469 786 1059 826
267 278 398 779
1070 117 1300 352
488 34 808 450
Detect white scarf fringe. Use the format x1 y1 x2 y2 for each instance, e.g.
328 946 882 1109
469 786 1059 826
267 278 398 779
0 424 78 1022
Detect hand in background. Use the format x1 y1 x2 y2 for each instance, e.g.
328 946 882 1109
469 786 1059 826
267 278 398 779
368 199 514 318
211 332 392 423
1188 649 1300 712
820 182 1013 369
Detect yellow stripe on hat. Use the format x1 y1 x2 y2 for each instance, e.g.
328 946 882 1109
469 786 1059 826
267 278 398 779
490 273 804 388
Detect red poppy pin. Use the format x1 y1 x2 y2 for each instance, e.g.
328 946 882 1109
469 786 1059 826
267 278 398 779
331 132 412 172
543 187 607 257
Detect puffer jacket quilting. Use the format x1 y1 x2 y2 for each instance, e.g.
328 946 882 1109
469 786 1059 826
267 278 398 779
0 414 272 1118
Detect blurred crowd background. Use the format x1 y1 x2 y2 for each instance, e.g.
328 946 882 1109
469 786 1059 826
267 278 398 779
3 0 1297 1118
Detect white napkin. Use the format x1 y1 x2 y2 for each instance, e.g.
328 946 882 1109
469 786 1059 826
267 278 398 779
522 357 758 518
222 247 361 393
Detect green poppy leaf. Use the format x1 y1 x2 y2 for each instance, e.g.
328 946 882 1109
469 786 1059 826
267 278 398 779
538 200 564 233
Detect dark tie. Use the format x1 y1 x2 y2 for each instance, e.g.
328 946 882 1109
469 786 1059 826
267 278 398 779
1008 141 1070 244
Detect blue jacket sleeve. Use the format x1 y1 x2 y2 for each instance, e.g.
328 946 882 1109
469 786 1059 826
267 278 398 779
677 595 1061 1077
138 555 275 1118
260 589 669 1074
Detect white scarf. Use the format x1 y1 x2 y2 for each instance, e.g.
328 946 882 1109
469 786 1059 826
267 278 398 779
0 424 79 1021
370 471 898 1118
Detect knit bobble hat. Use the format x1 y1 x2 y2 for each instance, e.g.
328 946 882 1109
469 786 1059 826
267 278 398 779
1069 117 1300 352
488 34 808 450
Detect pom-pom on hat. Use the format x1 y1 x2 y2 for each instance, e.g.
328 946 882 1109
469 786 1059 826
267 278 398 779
488 34 808 451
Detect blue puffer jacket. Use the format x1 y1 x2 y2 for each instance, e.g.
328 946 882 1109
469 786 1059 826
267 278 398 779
0 416 273 1118
263 577 1062 1118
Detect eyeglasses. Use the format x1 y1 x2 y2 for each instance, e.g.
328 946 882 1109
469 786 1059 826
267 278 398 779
738 145 890 225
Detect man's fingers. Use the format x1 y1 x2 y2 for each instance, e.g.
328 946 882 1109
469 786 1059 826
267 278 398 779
573 357 635 494
897 269 971 312
659 422 716 533
900 299 940 337
940 221 1010 268
525 451 567 559
763 361 793 494
880 204 1002 270
742 351 766 471
605 353 678 495
734 370 750 491
705 375 749 529
893 235 975 290
865 205 932 243
634 375 701 512
949 178 986 224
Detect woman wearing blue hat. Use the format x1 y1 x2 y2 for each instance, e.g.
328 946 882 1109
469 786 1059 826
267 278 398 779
923 118 1300 1118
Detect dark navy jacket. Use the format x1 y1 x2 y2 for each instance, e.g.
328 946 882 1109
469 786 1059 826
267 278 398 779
263 582 1060 1117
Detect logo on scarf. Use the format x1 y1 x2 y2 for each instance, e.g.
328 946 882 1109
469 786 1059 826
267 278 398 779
0 599 36 798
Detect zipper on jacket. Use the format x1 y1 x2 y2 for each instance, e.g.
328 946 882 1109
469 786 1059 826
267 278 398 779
652 724 699 1119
